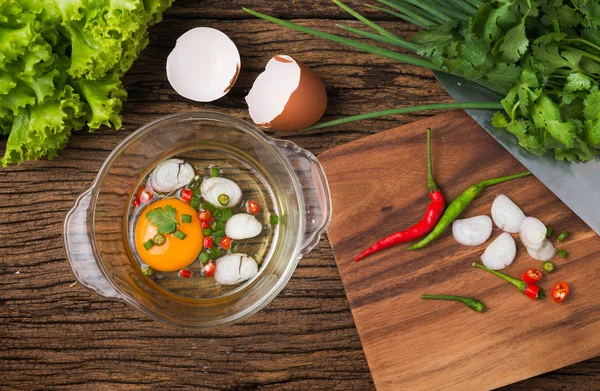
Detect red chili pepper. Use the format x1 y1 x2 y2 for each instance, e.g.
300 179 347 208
201 221 211 229
203 261 216 277
524 284 542 300
246 200 260 215
178 269 192 279
354 129 445 261
551 282 570 303
133 198 141 208
181 189 193 203
220 236 232 250
204 236 214 249
198 210 213 223
521 268 542 284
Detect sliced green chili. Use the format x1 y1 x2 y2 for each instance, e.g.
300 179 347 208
421 294 484 312
558 249 567 258
542 261 555 273
409 171 531 250
141 265 155 277
211 166 219 177
143 239 154 250
181 214 192 223
557 231 569 242
153 234 166 246
218 193 230 206
173 230 187 240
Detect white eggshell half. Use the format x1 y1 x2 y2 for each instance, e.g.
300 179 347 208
214 254 258 285
167 27 240 102
225 213 263 240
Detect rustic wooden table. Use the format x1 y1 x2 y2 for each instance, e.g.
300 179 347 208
2 1 599 390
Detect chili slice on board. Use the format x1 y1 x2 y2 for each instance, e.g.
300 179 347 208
551 282 570 303
354 128 445 261
521 269 542 284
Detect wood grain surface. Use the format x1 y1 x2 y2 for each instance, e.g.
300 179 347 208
320 110 600 390
2 1 600 390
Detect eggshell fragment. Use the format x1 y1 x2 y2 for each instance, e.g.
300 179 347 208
246 55 327 132
214 254 258 285
225 213 263 240
200 177 242 209
166 27 240 102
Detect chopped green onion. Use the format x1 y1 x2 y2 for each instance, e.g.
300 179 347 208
557 231 569 242
200 201 216 212
181 214 192 223
231 241 239 253
220 208 233 220
211 220 225 231
212 209 222 219
558 249 567 258
143 239 154 250
270 214 279 225
199 251 211 265
174 230 187 240
192 187 201 196
542 261 555 273
218 193 230 206
153 234 166 246
546 227 553 238
208 247 222 258
188 179 200 190
190 196 201 210
211 166 219 177
212 230 224 243
141 264 155 277
202 228 213 236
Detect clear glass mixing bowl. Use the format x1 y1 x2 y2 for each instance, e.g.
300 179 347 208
63 111 331 328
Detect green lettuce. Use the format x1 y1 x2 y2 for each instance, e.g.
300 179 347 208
0 0 173 166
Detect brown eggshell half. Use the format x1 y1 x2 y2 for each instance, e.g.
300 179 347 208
266 57 328 132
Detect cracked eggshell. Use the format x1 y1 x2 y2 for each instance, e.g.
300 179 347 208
245 55 327 132
167 27 240 102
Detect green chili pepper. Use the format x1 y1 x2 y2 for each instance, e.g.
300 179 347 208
153 234 166 246
558 249 567 258
408 171 531 250
141 264 155 277
546 227 553 238
421 294 484 313
557 231 569 242
542 261 555 273
218 193 230 206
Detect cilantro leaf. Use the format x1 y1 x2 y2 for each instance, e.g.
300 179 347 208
487 63 523 92
492 111 509 128
565 72 593 92
146 205 178 235
579 2 600 28
500 20 529 63
584 90 600 121
584 119 600 146
545 119 577 148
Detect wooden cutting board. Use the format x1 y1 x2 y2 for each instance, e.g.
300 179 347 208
319 110 600 391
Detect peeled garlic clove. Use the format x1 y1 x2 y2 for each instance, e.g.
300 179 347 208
481 232 516 270
200 177 242 208
166 27 241 102
245 55 327 132
214 254 258 285
491 194 526 233
150 159 195 193
520 217 547 250
225 213 263 240
527 239 556 261
452 215 493 246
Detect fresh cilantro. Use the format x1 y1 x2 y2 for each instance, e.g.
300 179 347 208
499 20 529 63
146 205 179 235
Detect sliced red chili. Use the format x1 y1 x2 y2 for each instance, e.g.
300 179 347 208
524 284 541 300
220 236 232 250
203 261 216 277
197 210 213 223
178 269 192 279
521 268 542 284
246 200 260 215
181 189 193 203
201 221 211 229
204 236 213 249
551 282 570 303
133 198 141 208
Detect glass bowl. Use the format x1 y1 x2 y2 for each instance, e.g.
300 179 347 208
63 111 331 328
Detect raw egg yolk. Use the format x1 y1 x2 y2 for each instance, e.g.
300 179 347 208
135 198 203 272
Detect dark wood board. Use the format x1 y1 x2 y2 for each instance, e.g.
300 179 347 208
2 1 600 389
319 110 600 391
